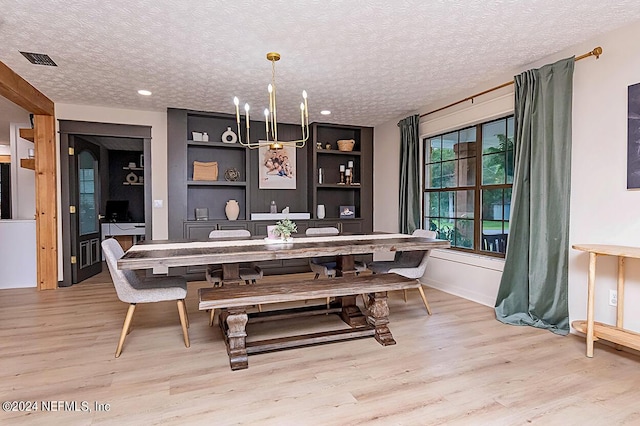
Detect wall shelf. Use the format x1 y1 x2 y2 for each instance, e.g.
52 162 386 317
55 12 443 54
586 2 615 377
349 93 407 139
20 158 35 170
19 128 34 142
187 180 247 187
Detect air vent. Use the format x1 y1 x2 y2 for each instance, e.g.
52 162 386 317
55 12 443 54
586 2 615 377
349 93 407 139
19 51 57 66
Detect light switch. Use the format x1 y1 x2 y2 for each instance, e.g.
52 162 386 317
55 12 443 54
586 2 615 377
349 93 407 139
153 199 163 208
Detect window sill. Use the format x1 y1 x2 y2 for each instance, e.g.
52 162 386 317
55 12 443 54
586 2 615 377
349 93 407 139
431 248 505 272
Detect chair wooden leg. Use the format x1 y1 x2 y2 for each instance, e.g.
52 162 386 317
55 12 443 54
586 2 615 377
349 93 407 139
209 308 216 327
403 289 408 302
116 304 136 358
177 299 190 348
184 302 190 329
417 285 432 315
258 304 263 313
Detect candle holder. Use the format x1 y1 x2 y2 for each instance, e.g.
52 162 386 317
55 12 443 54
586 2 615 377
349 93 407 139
339 170 345 184
345 168 352 185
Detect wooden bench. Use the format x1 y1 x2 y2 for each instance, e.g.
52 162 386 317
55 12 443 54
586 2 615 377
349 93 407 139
199 273 422 370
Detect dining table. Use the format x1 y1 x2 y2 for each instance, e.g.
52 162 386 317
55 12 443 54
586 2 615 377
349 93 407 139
118 232 451 278
117 232 450 368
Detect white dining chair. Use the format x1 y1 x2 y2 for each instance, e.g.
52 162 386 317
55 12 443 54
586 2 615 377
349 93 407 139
366 229 437 315
102 238 190 357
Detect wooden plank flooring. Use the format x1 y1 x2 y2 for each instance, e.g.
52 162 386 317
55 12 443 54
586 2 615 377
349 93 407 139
1 268 640 425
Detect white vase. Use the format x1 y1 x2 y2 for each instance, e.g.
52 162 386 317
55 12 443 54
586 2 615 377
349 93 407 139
225 199 240 220
317 204 325 219
222 127 238 144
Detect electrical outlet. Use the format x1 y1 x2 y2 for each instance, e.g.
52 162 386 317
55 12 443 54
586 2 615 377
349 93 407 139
609 289 617 307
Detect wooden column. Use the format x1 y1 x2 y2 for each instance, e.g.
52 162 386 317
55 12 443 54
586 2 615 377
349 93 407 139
0 61 57 290
34 114 58 290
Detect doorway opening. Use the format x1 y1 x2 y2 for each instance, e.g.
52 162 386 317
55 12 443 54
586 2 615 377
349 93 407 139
59 121 151 286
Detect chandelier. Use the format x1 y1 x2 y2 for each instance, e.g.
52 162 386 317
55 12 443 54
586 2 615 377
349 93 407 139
233 52 309 150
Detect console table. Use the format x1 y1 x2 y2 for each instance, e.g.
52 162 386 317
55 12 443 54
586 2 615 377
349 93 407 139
572 244 640 357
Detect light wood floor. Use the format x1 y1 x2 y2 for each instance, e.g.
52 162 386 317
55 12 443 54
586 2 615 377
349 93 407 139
1 269 640 425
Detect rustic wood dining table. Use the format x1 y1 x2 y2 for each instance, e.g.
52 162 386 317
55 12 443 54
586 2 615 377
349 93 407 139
117 233 450 368
117 232 450 278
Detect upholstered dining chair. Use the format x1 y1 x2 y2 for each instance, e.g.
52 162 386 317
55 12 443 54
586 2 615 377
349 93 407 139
306 227 367 278
306 227 367 307
101 238 190 358
366 229 437 315
205 229 263 286
206 229 263 325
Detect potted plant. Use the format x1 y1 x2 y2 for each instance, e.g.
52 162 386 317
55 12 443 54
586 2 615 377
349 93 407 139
274 218 297 242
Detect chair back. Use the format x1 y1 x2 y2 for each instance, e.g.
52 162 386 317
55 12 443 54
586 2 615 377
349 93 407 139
306 227 339 236
412 229 437 239
208 229 251 239
101 238 143 303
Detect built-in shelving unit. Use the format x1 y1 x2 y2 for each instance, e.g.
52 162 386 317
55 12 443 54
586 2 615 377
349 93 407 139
168 108 374 275
308 123 373 231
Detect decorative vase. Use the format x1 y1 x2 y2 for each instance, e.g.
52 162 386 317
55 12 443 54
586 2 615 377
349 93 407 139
222 127 238 144
317 204 325 219
225 199 240 220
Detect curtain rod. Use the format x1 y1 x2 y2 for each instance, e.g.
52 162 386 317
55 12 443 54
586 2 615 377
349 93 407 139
419 46 603 118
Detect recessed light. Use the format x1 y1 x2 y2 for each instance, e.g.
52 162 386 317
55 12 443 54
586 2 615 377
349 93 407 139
137 89 152 96
320 110 331 115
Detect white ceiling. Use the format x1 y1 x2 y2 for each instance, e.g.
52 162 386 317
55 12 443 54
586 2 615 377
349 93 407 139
1 0 640 127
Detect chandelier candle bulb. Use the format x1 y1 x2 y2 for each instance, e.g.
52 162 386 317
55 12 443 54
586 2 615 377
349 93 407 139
303 90 308 120
264 108 270 140
234 97 240 124
300 103 305 129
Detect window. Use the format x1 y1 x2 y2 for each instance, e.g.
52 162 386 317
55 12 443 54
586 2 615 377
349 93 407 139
423 116 514 256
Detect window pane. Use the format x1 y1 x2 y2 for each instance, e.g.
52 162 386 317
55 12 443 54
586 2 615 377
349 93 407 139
456 190 474 219
506 149 514 184
428 137 441 163
435 218 455 243
456 219 474 249
507 116 514 140
482 120 506 154
427 163 442 188
458 157 475 187
482 188 506 221
482 153 506 184
504 188 512 221
441 160 456 188
426 192 439 218
439 191 454 218
442 132 456 161
459 127 476 143
481 221 506 253
78 151 97 236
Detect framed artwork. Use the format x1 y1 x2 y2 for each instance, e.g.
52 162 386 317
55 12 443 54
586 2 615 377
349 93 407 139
259 144 296 189
627 82 640 189
339 205 355 219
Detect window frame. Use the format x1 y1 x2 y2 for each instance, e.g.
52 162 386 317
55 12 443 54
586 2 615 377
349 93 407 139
422 115 514 258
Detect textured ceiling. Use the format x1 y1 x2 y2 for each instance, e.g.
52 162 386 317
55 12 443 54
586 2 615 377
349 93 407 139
1 0 640 127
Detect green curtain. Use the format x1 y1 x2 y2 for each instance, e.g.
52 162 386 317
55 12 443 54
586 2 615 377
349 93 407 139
494 57 574 335
399 115 420 234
